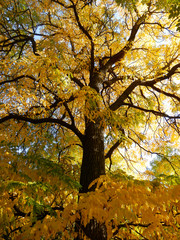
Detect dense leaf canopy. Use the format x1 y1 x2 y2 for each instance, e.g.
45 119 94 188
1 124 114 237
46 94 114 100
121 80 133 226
0 0 180 239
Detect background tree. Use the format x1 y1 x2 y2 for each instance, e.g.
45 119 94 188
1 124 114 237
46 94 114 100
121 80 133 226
0 0 180 239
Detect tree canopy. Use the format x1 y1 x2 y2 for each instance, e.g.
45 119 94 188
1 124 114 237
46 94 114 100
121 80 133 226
0 0 180 239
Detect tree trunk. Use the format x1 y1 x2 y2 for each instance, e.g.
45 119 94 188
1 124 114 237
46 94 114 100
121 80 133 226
76 75 107 239
75 118 107 240
80 118 105 193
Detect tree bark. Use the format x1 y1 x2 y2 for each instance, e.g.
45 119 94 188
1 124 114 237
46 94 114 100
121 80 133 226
80 118 105 193
76 72 107 239
75 117 107 240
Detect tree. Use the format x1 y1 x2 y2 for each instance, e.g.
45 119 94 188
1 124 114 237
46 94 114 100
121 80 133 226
0 0 180 239
166 0 180 31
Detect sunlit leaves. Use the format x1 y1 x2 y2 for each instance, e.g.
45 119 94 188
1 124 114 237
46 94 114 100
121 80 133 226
0 144 80 239
75 176 180 239
0 0 180 239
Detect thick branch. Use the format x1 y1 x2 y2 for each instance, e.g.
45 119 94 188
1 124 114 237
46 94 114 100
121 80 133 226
109 80 141 110
71 76 84 88
109 63 180 111
101 13 147 71
105 140 121 160
103 76 125 88
105 127 125 170
141 63 180 87
0 114 84 142
105 126 125 160
0 75 36 86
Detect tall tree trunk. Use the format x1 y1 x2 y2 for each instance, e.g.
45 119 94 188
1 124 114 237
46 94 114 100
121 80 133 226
75 118 107 240
80 118 105 193
75 75 107 239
